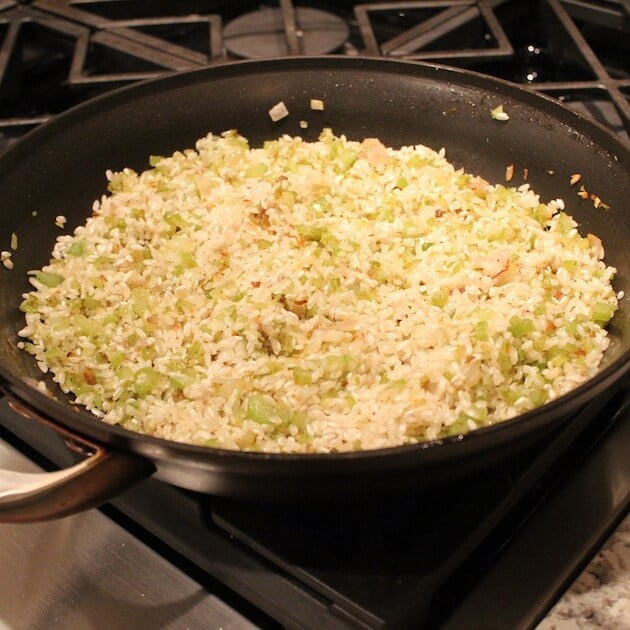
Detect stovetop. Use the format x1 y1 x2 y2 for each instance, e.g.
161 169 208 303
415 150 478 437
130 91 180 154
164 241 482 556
0 0 628 149
0 1 628 628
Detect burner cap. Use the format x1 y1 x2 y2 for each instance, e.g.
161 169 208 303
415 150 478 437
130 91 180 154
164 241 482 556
224 8 349 59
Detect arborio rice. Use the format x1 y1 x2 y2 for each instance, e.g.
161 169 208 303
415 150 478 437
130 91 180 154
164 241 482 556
18 129 619 453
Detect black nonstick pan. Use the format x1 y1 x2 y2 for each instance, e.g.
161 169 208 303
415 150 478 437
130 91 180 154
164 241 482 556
0 57 627 522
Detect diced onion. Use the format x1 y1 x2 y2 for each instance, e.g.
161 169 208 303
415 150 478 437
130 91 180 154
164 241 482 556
269 101 289 122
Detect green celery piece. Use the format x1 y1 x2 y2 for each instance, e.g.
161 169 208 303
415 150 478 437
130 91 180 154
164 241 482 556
19 295 40 313
509 316 535 338
169 371 196 391
311 198 331 214
133 367 161 396
36 271 64 288
592 302 614 326
443 414 473 437
473 321 489 342
246 395 279 424
67 239 87 257
431 291 448 308
296 224 327 242
164 212 188 230
245 163 268 178
293 367 313 385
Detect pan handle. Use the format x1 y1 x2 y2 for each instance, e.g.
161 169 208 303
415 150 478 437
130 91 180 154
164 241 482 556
0 398 155 523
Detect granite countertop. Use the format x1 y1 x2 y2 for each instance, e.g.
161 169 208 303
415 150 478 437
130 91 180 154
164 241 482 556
538 513 630 629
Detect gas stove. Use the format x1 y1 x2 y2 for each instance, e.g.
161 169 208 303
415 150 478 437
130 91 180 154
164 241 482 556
0 2 628 628
0 0 628 148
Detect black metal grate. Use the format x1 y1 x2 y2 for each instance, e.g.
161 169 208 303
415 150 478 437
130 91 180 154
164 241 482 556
0 1 628 146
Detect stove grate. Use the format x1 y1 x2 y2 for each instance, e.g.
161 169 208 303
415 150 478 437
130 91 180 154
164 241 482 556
0 0 628 148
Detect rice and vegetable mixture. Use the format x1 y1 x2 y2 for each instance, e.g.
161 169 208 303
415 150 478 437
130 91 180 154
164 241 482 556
18 129 619 453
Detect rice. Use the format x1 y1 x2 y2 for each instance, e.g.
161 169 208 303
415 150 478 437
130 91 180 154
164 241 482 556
18 129 618 453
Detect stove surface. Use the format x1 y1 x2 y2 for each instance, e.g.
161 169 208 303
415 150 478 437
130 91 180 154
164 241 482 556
0 0 628 151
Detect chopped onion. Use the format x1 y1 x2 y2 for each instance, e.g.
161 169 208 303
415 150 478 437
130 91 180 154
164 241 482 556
491 105 510 121
268 101 289 122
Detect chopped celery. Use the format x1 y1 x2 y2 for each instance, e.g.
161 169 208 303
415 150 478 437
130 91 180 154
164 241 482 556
180 251 197 268
116 365 134 382
323 354 355 378
245 394 296 426
501 388 520 404
311 198 331 214
296 224 327 242
331 141 357 171
532 204 550 224
443 414 473 437
245 163 268 178
67 239 87 257
565 319 580 336
431 291 448 308
131 288 150 317
328 277 341 292
379 206 395 222
408 154 427 168
293 366 313 385
291 411 308 430
245 395 277 424
561 260 578 272
529 388 548 406
73 313 95 337
395 176 408 189
592 302 614 326
498 343 513 374
555 212 574 235
473 321 489 342
388 378 408 390
35 271 64 288
141 346 156 361
508 316 535 338
19 295 40 313
187 341 204 363
133 367 161 396
276 190 295 210
169 371 197 391
164 212 188 230
109 351 126 370
44 346 63 362
369 261 387 283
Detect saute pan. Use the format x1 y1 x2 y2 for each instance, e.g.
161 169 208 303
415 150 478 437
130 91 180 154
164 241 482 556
0 57 627 522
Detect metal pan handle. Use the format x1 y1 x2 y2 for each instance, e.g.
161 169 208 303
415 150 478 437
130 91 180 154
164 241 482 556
0 398 155 523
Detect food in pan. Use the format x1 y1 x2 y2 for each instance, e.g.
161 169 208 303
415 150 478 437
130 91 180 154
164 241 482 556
17 129 619 453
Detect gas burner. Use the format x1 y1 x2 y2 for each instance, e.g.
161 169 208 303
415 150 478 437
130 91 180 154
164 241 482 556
223 7 349 59
355 1 513 61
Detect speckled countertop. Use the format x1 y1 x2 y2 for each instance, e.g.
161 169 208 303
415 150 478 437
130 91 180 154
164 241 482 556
538 513 630 629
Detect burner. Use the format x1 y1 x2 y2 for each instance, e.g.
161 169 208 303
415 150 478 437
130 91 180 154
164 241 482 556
223 7 349 59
